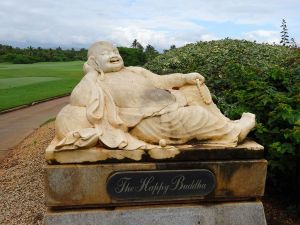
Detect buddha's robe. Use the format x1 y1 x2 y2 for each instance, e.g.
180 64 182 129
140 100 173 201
54 67 241 151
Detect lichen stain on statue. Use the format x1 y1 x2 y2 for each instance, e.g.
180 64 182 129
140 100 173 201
45 41 256 163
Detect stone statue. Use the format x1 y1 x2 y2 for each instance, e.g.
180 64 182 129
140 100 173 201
46 41 255 161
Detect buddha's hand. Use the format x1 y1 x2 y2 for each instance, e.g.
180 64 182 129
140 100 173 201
185 72 205 85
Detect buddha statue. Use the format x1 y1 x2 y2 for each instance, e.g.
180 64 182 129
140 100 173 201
50 41 255 155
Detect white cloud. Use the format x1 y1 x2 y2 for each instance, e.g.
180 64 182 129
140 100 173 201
243 30 280 44
108 24 217 50
0 0 299 49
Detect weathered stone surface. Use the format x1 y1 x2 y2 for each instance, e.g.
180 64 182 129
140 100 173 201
45 159 267 207
44 201 267 225
46 139 264 164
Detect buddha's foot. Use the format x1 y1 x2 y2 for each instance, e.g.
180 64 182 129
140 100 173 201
238 112 256 142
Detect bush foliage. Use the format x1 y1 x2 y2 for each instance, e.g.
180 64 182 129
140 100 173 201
145 39 300 200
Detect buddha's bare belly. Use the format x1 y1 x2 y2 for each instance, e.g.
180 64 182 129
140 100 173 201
103 71 175 108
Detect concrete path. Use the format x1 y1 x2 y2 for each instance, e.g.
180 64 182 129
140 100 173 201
0 96 69 161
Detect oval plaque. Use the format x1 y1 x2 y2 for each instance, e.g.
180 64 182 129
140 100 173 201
107 169 215 200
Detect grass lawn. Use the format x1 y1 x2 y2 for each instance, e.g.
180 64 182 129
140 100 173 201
0 61 84 111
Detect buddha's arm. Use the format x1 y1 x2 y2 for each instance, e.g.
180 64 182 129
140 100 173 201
155 73 187 89
70 69 99 107
136 67 204 89
139 68 185 89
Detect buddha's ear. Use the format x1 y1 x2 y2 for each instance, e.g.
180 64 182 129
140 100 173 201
87 56 98 69
83 56 98 74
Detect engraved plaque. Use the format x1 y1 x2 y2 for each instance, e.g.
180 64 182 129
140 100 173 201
107 169 215 200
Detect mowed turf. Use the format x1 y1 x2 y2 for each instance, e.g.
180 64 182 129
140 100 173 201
0 61 84 111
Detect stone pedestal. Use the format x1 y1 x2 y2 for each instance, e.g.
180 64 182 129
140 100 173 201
45 202 267 225
44 140 267 224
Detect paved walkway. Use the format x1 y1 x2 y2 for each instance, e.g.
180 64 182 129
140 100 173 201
0 96 69 160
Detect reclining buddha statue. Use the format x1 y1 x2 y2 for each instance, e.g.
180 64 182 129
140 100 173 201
47 41 255 160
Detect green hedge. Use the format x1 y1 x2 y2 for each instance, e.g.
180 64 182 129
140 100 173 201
145 39 300 204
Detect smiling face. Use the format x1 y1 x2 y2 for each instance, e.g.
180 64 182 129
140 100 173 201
88 41 124 73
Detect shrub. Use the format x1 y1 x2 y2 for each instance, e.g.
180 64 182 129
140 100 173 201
145 39 300 205
118 47 146 66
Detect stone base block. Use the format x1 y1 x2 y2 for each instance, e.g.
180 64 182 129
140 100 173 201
44 201 267 225
45 159 267 207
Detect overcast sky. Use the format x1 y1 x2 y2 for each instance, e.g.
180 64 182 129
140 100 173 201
0 0 299 50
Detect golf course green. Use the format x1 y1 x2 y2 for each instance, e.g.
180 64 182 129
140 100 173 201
0 61 84 111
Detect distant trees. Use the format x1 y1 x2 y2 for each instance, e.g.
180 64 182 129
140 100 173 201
131 39 161 62
131 39 138 48
279 19 298 48
131 39 144 51
0 39 162 65
0 44 87 64
170 44 176 50
163 44 177 53
118 46 146 66
280 19 290 46
144 44 159 62
290 38 298 48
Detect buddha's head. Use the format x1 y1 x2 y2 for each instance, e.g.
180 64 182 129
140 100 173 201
87 41 124 73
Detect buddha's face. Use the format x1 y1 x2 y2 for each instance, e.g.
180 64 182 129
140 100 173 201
92 44 124 73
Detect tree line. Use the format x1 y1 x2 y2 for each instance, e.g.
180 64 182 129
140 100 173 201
0 45 87 64
0 40 176 65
